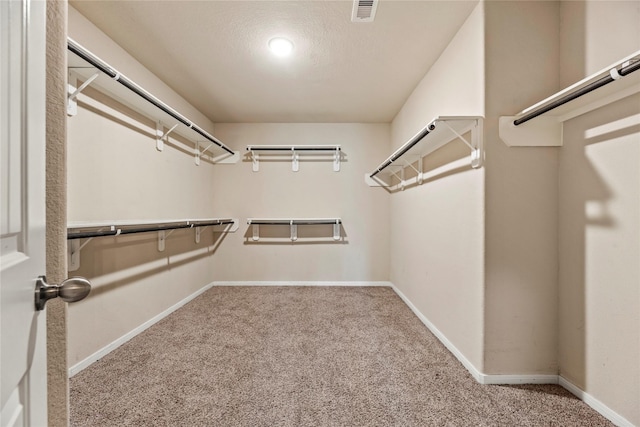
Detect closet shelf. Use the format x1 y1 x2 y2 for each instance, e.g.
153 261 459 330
67 38 239 165
246 145 341 172
247 218 342 241
500 50 640 147
67 218 239 271
366 116 483 188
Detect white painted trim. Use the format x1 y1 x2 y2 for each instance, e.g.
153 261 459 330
558 377 635 427
479 374 558 385
212 281 393 287
390 283 634 426
389 284 484 382
68 281 217 377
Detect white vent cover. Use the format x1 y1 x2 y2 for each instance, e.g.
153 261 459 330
351 0 379 22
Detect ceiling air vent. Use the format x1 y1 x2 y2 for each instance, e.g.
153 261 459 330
351 0 378 23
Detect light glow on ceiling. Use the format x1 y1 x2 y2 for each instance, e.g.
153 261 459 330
268 37 294 57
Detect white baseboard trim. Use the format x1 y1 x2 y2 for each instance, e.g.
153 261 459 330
389 283 485 383
390 283 634 427
479 374 559 385
68 281 217 378
558 377 634 427
212 281 393 287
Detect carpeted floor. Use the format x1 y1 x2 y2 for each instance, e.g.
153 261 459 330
70 286 613 426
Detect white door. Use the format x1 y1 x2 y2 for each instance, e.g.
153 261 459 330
0 0 48 426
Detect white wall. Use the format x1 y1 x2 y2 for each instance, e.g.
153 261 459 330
210 123 390 282
389 3 485 371
558 2 640 424
482 0 560 375
67 7 223 366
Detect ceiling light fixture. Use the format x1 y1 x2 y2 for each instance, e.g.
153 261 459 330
268 37 294 57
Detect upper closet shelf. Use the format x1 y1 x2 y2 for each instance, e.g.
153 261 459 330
500 50 640 147
67 38 239 165
365 116 483 188
246 145 341 172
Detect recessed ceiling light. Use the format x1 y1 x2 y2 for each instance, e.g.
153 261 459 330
268 37 293 57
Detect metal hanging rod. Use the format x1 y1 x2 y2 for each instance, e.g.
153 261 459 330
67 37 234 156
247 218 342 225
246 145 341 152
370 121 436 178
67 219 235 240
514 57 640 126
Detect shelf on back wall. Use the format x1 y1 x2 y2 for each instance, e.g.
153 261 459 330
245 145 341 172
246 218 342 241
67 37 239 165
499 50 640 147
365 116 484 189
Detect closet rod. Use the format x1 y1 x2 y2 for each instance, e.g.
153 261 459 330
370 122 435 178
248 219 341 225
67 219 234 240
67 38 234 156
514 59 640 126
246 147 340 151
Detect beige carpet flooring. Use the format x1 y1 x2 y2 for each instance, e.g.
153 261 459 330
70 286 613 426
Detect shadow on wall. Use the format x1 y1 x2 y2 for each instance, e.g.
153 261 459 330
77 85 222 165
243 223 349 245
559 96 640 391
71 229 228 297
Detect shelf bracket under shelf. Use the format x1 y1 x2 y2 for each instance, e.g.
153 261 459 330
247 146 341 172
195 141 240 165
156 121 178 152
67 226 115 272
292 151 299 172
67 70 99 117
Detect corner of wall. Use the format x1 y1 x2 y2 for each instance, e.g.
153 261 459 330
482 0 560 375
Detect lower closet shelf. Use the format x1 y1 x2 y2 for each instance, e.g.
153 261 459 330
67 218 239 271
247 218 342 242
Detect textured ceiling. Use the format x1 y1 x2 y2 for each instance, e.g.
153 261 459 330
69 1 478 123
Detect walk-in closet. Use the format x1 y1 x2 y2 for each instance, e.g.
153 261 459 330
1 0 638 425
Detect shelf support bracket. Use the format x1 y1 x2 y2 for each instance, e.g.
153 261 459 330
67 71 99 116
290 221 298 241
195 141 216 166
333 221 341 240
156 122 178 152
441 119 484 168
67 226 115 271
158 229 177 251
251 151 260 172
252 224 260 241
68 239 81 272
292 149 299 172
158 231 166 251
334 148 341 172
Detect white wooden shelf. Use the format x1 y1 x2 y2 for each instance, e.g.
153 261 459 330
246 145 341 172
67 218 238 271
246 218 342 241
500 50 640 147
366 116 483 188
67 38 239 165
